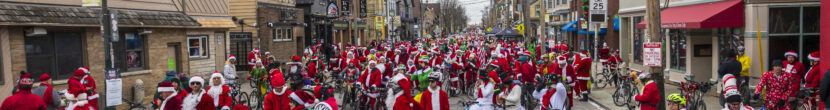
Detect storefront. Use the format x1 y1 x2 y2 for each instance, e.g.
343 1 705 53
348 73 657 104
745 1 820 77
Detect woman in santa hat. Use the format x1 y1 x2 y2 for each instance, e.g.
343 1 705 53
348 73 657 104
182 76 215 110
263 71 292 110
224 55 237 86
206 72 232 110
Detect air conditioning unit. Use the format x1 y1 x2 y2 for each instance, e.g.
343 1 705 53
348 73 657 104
25 27 47 36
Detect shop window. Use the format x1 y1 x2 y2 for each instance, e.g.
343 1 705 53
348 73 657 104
25 32 84 80
669 29 686 70
273 28 293 41
768 6 820 68
113 33 148 72
188 36 209 58
632 16 644 64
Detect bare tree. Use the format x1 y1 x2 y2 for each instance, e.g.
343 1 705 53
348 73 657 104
439 0 468 35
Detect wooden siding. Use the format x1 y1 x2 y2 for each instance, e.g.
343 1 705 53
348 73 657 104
229 0 257 36
180 0 230 16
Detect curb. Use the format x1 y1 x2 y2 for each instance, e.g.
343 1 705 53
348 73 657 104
586 96 611 110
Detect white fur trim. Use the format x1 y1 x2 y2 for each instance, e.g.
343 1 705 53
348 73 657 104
599 59 608 63
158 87 176 92
785 52 798 57
809 55 819 61
80 67 89 73
160 92 178 110
289 93 307 106
189 76 205 85
450 77 459 81
210 73 225 86
576 77 590 80
272 87 288 95
87 93 99 100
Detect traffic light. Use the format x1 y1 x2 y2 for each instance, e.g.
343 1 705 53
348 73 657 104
582 0 590 17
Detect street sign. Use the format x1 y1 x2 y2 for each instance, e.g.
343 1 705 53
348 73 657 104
589 0 607 23
82 0 101 7
643 42 662 67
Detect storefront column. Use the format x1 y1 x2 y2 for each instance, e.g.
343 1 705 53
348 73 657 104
821 0 830 74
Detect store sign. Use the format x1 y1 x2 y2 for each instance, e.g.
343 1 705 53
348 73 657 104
643 42 662 67
359 0 367 17
375 16 384 29
82 0 101 7
340 0 350 16
327 2 338 18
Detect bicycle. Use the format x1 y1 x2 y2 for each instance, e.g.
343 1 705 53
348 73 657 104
246 76 270 110
797 87 817 110
678 76 716 110
593 64 613 89
122 98 146 110
612 71 639 106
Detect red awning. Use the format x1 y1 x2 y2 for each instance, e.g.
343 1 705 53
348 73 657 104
636 0 743 29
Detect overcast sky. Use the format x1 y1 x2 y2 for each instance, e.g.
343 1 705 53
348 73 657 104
425 0 490 25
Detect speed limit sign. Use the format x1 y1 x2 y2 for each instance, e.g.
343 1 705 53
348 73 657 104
589 0 607 23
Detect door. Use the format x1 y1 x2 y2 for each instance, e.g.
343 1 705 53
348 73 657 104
167 43 183 73
230 32 253 71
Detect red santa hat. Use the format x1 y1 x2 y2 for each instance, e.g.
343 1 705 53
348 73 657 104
488 70 501 84
271 72 286 88
489 61 500 68
189 76 205 85
311 56 319 61
808 51 819 61
292 56 301 62
74 67 88 77
228 54 236 60
39 73 51 82
784 50 798 57
210 71 224 86
252 48 260 52
557 56 567 64
157 81 176 92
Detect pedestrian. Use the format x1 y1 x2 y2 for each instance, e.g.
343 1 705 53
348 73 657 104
67 68 88 109
497 76 523 110
754 60 794 110
76 67 99 110
263 71 291 110
224 55 237 86
666 93 686 110
158 81 184 110
804 51 822 110
736 46 751 85
574 51 592 101
722 74 754 110
182 76 215 110
634 72 659 110
1 71 46 110
206 71 232 110
420 72 450 110
33 74 60 110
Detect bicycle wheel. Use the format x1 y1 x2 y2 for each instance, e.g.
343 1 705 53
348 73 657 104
247 91 261 110
594 71 610 88
238 92 250 109
613 84 627 106
696 100 707 110
248 79 257 89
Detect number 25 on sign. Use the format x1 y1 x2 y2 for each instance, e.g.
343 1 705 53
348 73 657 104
643 42 662 67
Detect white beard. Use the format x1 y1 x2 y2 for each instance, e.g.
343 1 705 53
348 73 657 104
207 86 222 106
182 90 205 110
291 66 299 73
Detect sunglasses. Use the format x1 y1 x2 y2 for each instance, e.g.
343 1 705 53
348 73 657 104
190 82 201 85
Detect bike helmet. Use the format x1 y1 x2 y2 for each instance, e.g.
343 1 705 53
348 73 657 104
667 93 686 105
428 72 442 82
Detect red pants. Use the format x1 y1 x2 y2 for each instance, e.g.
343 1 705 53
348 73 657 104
575 80 589 95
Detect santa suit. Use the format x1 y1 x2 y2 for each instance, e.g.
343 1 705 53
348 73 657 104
574 55 592 95
430 55 444 69
448 54 464 90
805 62 821 91
634 80 659 110
289 91 317 110
263 88 292 110
308 60 318 79
248 50 260 70
500 84 523 110
357 68 383 109
80 75 99 110
599 48 610 65
607 55 622 68
386 75 420 110
182 89 215 110
161 92 185 110
207 74 233 109
784 60 805 98
1 89 46 110
420 87 450 110
342 66 359 83
553 63 575 107
517 62 538 83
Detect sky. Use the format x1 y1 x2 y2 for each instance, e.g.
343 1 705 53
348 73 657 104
425 0 490 25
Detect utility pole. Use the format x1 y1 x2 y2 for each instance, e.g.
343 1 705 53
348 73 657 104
522 0 530 42
100 0 114 109
646 0 665 110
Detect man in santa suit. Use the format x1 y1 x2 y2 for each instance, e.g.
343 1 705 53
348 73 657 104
357 60 383 109
341 52 360 70
340 59 360 84
307 56 320 81
158 81 184 110
1 72 46 110
599 43 610 66
782 50 806 103
182 76 215 110
419 72 450 110
77 67 99 110
287 72 318 110
447 49 465 93
248 48 261 70
574 51 592 101
407 60 417 75
378 57 393 79
206 72 232 109
517 52 538 83
634 72 659 110
263 71 292 110
67 68 88 108
803 51 821 109
553 56 576 107
429 47 444 69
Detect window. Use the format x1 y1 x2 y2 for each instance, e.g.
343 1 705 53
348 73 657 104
111 33 148 72
273 28 293 41
669 29 686 70
768 6 820 66
632 16 644 64
25 32 84 80
188 36 209 58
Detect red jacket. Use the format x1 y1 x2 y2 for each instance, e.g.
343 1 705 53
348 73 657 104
420 89 450 110
517 62 537 83
263 89 292 110
784 60 805 97
184 91 215 110
162 93 185 110
576 57 592 81
308 61 318 79
1 90 46 110
634 81 659 110
805 63 822 88
358 68 383 89
206 85 233 108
